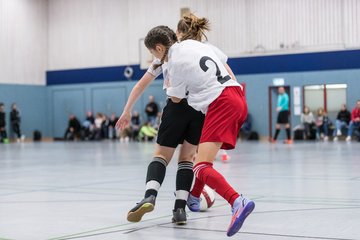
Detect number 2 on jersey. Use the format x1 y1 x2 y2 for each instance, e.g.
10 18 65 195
199 56 231 84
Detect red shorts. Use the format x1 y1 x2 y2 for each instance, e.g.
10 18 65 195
199 86 248 150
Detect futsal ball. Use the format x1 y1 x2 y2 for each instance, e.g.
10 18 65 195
199 185 216 211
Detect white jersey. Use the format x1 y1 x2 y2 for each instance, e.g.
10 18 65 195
147 58 169 90
204 42 228 64
166 40 240 114
147 42 228 92
147 58 162 78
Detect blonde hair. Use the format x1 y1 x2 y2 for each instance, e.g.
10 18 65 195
317 107 327 116
177 13 210 42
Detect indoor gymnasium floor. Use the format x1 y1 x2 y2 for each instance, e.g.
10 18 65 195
0 141 359 240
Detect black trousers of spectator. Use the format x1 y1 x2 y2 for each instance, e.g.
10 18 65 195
0 128 7 141
12 123 21 138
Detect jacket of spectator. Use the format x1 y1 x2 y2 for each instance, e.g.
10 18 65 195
10 108 21 124
0 112 5 128
351 107 360 121
337 109 351 124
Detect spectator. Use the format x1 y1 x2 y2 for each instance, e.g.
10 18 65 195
145 95 159 126
64 114 81 140
93 112 105 140
0 103 8 143
333 104 351 141
82 120 92 140
101 114 110 139
108 113 119 140
139 121 158 141
315 107 330 141
10 103 23 142
82 111 95 140
270 87 292 144
300 106 315 140
346 100 360 142
86 111 95 125
130 111 141 141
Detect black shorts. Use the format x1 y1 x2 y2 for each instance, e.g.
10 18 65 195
157 98 205 148
277 110 289 124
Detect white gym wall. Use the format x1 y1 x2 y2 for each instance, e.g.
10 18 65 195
0 0 48 85
48 0 360 70
1 0 360 84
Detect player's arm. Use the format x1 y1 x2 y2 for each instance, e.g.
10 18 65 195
116 72 156 130
225 63 237 82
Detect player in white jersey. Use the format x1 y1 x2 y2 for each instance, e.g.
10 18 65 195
177 14 235 162
116 26 200 225
116 16 234 225
143 26 255 237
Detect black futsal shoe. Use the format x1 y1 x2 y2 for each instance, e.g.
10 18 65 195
127 195 156 222
172 208 187 225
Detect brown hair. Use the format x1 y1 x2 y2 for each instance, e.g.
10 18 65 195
144 25 177 69
317 107 326 116
303 106 310 114
177 13 210 41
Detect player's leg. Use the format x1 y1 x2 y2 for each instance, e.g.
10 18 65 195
173 103 204 224
285 122 292 143
193 142 255 236
272 111 282 142
127 99 189 222
190 87 254 236
172 141 197 224
127 144 175 222
191 142 240 206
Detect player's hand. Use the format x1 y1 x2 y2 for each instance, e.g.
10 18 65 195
276 107 281 112
116 111 131 131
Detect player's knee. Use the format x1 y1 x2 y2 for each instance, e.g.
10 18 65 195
153 154 171 163
178 150 197 162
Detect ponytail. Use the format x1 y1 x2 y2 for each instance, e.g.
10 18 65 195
177 13 210 41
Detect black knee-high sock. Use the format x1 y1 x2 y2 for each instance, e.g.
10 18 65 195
144 157 167 198
174 161 194 210
286 127 291 140
274 129 280 140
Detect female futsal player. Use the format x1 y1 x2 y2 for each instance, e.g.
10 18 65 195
117 15 234 225
117 26 200 225
176 13 236 162
143 26 255 237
